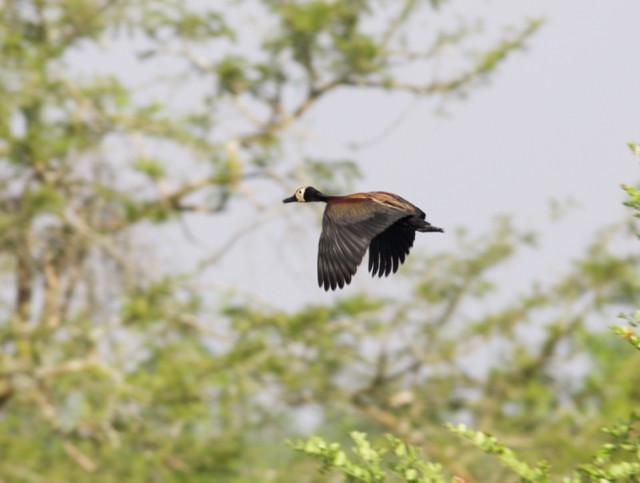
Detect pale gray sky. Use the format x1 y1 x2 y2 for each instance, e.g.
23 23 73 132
94 1 640 310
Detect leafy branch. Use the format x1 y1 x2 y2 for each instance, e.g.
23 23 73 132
290 431 448 483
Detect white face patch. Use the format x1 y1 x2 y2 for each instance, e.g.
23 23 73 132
295 187 307 202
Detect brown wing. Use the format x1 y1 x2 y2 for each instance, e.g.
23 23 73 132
369 192 426 218
318 200 407 291
368 221 415 278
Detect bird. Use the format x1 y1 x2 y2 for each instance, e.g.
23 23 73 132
283 186 444 291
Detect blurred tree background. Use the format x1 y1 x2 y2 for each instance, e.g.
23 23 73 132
0 1 637 481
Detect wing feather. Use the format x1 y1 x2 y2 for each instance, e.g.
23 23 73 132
317 200 407 291
368 221 416 278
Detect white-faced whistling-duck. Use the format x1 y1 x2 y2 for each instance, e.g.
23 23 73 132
283 186 444 291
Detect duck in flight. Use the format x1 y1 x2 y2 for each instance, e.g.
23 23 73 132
283 186 444 291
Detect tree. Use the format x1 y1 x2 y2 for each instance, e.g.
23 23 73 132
10 1 640 482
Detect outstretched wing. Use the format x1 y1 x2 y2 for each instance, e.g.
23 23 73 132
317 200 407 291
368 221 415 278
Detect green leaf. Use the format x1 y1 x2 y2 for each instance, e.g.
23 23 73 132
133 158 165 179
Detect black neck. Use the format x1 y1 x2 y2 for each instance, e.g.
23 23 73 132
305 188 329 203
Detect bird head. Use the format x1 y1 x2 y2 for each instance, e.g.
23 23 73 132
283 186 327 203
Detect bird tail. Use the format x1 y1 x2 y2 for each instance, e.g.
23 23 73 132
407 216 444 233
416 221 444 233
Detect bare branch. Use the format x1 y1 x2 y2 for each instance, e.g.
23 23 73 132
63 442 97 473
197 207 281 269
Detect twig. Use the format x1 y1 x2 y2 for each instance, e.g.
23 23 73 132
63 441 97 473
177 313 234 344
197 208 281 269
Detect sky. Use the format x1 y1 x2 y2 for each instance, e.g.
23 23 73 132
90 1 640 312
185 1 640 310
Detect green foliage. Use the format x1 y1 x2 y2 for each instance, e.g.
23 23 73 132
613 165 640 351
622 142 640 218
274 0 382 76
611 322 640 351
621 184 640 218
571 414 640 482
133 158 166 180
447 423 550 482
216 56 252 95
291 432 447 482
295 416 640 483
475 19 545 74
